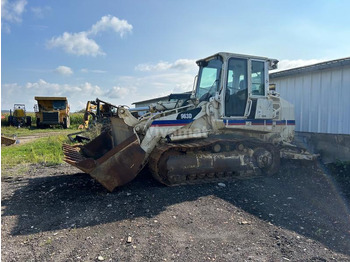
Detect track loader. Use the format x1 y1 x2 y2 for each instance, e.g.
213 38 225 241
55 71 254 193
63 52 316 192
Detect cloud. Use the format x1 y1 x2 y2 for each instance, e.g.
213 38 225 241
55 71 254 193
3 56 196 111
1 0 27 23
130 58 197 103
80 82 104 97
55 66 73 76
135 61 171 72
2 83 21 96
47 15 132 56
274 59 326 72
105 86 136 99
115 71 195 104
25 79 60 90
135 59 197 72
29 25 48 31
81 68 107 74
24 79 104 96
2 79 138 111
136 58 326 74
1 0 27 32
48 32 105 57
30 6 51 19
88 15 133 37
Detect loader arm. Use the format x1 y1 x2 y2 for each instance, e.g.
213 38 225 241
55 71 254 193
63 103 203 191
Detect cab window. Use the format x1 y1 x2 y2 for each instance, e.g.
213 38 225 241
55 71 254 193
251 60 265 96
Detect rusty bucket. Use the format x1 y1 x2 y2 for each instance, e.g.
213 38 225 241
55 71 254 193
1 135 16 146
63 132 146 192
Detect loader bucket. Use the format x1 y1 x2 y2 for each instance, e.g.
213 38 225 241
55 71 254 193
63 132 146 192
1 135 16 146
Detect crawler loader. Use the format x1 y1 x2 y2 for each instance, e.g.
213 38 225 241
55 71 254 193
63 52 316 192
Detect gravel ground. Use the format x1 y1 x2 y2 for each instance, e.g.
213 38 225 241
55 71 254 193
2 161 350 262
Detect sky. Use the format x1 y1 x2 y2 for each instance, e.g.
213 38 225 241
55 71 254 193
2 0 350 112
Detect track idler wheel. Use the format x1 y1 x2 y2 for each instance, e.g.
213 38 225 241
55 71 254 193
253 146 280 175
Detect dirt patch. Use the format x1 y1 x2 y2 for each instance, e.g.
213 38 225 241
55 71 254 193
14 131 72 145
2 161 350 261
326 162 350 199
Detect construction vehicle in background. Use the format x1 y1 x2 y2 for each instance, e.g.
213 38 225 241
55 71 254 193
63 52 317 192
67 98 117 143
79 98 117 129
8 104 31 127
34 97 70 128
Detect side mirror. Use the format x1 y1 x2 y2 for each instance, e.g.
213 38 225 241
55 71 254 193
191 75 198 100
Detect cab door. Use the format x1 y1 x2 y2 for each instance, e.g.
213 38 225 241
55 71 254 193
224 58 248 117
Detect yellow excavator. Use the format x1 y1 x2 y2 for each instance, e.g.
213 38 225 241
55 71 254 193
79 98 117 129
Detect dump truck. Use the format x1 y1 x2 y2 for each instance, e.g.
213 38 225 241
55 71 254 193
63 52 317 192
8 104 31 127
34 97 70 128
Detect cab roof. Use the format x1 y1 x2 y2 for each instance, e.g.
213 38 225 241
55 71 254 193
196 52 279 69
35 96 68 101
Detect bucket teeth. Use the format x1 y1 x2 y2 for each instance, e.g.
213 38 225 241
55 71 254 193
62 144 86 164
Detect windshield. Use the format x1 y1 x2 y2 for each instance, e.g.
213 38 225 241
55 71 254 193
53 100 66 110
195 57 223 100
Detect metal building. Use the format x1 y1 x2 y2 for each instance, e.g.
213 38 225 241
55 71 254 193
270 58 350 135
132 95 170 109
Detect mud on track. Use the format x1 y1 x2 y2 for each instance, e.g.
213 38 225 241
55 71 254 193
2 161 350 261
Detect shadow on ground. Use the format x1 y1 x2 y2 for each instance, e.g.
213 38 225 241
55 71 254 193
2 161 350 255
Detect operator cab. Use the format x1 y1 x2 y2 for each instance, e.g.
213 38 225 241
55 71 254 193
194 52 278 118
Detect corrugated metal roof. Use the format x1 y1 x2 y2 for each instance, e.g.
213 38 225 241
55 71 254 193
132 95 170 105
132 92 192 105
270 57 350 79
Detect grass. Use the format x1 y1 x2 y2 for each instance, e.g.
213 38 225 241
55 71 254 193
1 135 68 172
1 112 86 176
1 126 72 137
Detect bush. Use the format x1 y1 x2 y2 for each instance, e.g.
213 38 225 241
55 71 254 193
69 113 84 126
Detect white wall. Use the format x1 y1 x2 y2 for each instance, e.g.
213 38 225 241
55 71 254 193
271 66 350 135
